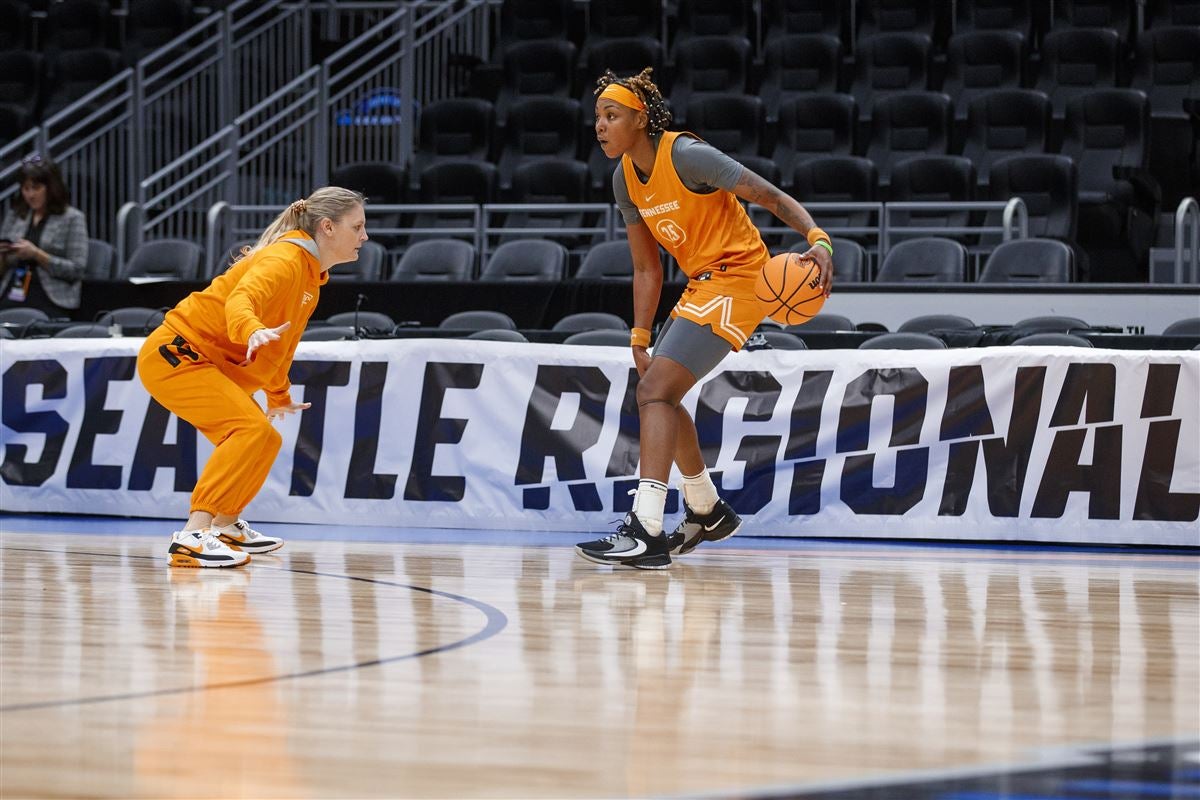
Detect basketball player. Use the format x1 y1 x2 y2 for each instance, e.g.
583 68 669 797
576 69 833 570
137 187 367 567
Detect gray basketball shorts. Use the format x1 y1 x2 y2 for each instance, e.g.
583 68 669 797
652 315 734 380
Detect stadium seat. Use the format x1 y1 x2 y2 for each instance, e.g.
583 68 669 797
859 332 948 349
1163 318 1200 336
0 307 50 326
1034 29 1120 120
986 154 1079 241
876 237 967 282
391 239 476 281
480 240 567 281
575 241 634 281
669 35 752 126
1011 332 1094 347
1061 89 1150 205
503 158 590 248
1013 315 1089 332
857 0 937 39
887 156 975 239
466 329 529 342
849 33 932 121
978 239 1074 283
563 329 631 346
777 236 868 282
771 93 857 187
301 326 355 341
790 156 879 235
955 0 1032 36
961 89 1052 188
439 310 517 331
789 313 855 332
410 98 494 187
1130 26 1200 118
325 310 395 336
85 238 115 280
121 239 204 281
899 314 976 332
865 91 952 189
330 161 406 206
1051 0 1131 37
588 0 657 39
551 312 629 333
758 330 808 350
686 93 764 158
330 240 385 282
496 96 581 191
495 39 577 124
676 0 749 41
943 31 1027 121
95 307 165 334
759 34 842 122
498 0 568 46
762 0 842 41
53 323 111 338
0 50 41 118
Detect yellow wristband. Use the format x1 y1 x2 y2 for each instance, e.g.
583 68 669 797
630 327 651 348
806 227 830 245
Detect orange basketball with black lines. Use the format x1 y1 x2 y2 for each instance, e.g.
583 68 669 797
755 252 826 325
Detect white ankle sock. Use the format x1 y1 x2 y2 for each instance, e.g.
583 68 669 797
681 470 718 515
631 479 668 535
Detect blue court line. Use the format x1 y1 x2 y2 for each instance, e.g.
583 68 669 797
1177 769 1200 781
1063 779 1200 796
0 544 508 713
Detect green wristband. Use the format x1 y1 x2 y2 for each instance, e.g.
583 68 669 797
814 239 834 256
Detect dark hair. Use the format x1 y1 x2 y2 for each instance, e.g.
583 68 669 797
12 155 70 218
594 67 672 135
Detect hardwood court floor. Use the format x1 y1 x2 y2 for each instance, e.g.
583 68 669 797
0 523 1196 799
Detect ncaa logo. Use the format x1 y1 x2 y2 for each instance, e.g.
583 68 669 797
656 218 687 245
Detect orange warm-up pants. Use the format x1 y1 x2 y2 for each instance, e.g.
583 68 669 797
137 326 283 517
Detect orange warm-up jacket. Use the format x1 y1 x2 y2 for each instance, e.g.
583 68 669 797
162 231 327 410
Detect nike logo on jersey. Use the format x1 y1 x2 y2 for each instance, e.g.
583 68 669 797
644 192 656 201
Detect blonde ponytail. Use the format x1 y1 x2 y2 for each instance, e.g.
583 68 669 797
233 186 365 264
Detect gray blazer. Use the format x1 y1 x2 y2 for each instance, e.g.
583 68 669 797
1 205 89 310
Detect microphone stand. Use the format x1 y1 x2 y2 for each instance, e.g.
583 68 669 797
353 293 366 340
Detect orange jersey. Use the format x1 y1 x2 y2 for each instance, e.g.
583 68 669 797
163 231 326 408
620 131 770 282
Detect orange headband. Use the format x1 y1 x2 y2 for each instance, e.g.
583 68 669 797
599 83 646 112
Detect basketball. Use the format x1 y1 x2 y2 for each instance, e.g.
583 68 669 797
755 252 826 325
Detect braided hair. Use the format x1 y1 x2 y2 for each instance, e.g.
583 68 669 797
595 67 672 135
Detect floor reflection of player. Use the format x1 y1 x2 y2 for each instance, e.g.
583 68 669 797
135 570 299 797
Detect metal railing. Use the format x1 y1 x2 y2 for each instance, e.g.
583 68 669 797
135 0 488 250
185 199 1032 282
1173 197 1199 284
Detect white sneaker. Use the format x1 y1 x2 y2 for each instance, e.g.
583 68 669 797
167 529 250 568
213 519 284 554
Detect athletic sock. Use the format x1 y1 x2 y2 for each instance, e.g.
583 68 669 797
631 479 668 536
681 470 718 515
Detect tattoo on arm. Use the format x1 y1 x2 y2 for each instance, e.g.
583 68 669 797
734 167 816 235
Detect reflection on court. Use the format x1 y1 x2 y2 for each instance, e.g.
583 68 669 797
1 532 1196 799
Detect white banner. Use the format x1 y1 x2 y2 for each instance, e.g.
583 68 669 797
2 338 1198 546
